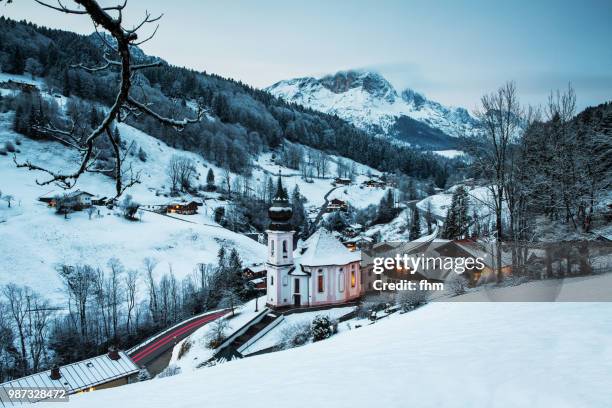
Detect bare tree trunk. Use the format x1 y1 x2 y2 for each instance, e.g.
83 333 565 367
3 285 29 375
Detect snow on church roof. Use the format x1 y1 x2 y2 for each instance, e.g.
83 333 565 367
0 351 138 405
295 228 361 267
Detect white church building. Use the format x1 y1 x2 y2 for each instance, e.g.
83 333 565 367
266 177 363 309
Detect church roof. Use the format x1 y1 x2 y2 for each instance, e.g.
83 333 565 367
294 228 361 267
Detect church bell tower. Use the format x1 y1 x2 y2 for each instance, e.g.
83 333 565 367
266 173 294 308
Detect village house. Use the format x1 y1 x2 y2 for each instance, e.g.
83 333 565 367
360 239 514 291
166 201 199 215
333 177 351 186
39 190 94 209
360 241 407 292
454 240 513 283
325 198 348 213
243 262 267 290
0 348 139 405
244 263 267 280
0 79 38 93
343 235 374 252
249 276 267 290
363 179 386 188
266 177 363 309
343 223 363 238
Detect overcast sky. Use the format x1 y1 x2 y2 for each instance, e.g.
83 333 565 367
3 0 611 110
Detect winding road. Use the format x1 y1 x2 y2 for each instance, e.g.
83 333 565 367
128 310 228 369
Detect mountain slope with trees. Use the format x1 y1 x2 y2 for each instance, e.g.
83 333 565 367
0 16 454 187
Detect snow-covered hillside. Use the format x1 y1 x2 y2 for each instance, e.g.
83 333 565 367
0 103 390 301
252 149 389 212
416 184 497 222
267 70 480 146
54 275 612 408
0 113 268 300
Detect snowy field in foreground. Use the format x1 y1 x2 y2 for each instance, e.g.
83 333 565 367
54 276 612 408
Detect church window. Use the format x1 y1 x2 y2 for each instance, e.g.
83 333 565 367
338 271 345 292
270 276 274 286
271 240 275 256
351 270 356 288
317 270 324 293
282 240 288 258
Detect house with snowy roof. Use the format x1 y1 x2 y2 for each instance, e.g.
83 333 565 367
266 176 363 309
0 347 139 406
38 190 94 208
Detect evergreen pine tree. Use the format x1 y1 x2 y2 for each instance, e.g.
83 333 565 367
290 185 308 237
90 106 98 128
266 177 274 204
425 202 434 235
226 248 247 298
13 105 24 134
275 175 288 200
409 207 421 240
376 189 396 224
13 47 25 75
311 315 333 342
442 186 470 239
206 168 215 191
216 246 227 274
62 69 71 97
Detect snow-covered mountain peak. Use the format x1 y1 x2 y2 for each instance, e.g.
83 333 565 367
400 88 427 108
319 70 398 103
267 70 480 148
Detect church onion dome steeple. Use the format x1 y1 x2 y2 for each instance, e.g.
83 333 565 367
268 171 293 231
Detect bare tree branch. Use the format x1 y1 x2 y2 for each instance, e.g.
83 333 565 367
33 0 87 14
127 96 205 130
13 0 201 197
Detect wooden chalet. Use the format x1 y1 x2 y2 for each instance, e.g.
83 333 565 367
167 201 199 215
243 263 267 279
326 198 348 213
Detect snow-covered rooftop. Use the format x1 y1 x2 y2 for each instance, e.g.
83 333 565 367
294 228 361 266
245 263 266 273
0 351 138 404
